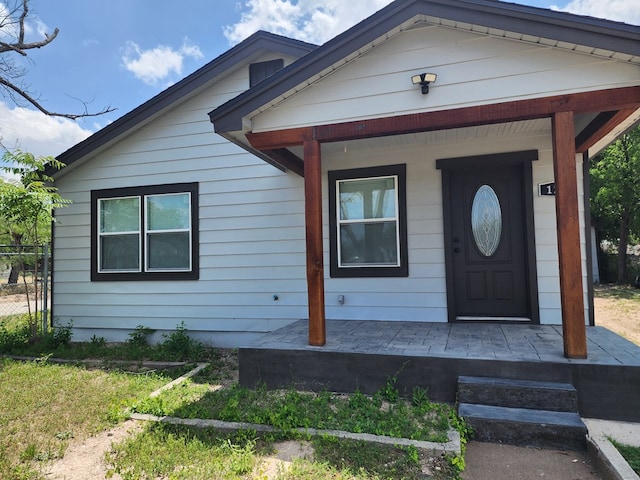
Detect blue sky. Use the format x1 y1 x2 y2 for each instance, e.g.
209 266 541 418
0 0 638 160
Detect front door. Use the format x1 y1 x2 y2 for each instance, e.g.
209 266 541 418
440 153 537 322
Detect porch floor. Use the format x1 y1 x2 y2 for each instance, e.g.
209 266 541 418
248 320 640 365
239 320 640 421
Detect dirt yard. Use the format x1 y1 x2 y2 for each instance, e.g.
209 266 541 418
593 285 640 346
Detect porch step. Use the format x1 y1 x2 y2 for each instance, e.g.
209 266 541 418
458 403 587 451
457 376 587 450
458 376 578 412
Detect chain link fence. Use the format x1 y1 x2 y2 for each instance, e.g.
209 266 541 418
0 245 51 326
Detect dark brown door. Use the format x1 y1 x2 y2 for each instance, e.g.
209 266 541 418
447 163 530 320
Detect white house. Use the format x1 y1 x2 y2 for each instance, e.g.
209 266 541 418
52 0 640 359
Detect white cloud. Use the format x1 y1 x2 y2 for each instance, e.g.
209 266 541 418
122 39 204 86
224 0 392 45
0 101 93 158
224 0 639 46
550 0 640 24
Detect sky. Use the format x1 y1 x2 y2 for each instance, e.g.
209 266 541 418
0 0 638 161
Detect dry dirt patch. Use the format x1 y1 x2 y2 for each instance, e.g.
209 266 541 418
593 286 640 346
44 420 142 480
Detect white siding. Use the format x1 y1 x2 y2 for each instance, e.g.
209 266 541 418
53 54 309 347
55 124 589 345
253 25 639 132
53 30 598 346
321 126 587 325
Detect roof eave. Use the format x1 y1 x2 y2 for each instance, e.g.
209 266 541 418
51 31 316 177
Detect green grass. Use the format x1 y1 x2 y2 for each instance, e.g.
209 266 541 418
106 423 457 480
1 315 467 479
0 358 186 480
611 439 640 475
128 370 454 443
594 284 640 301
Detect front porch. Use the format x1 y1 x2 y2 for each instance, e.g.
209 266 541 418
239 320 640 422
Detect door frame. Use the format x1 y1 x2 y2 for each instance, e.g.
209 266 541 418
436 150 540 324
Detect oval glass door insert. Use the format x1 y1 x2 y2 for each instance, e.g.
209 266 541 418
471 184 502 256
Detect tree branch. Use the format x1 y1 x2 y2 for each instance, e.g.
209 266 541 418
0 77 116 120
0 0 113 120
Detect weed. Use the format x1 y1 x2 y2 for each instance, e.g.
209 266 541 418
381 374 399 403
412 386 431 410
89 335 107 347
127 325 155 347
158 321 204 361
51 321 73 347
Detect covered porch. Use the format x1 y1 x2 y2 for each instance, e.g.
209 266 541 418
239 320 640 422
242 88 640 359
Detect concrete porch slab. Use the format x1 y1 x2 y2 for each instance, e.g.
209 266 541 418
240 320 640 422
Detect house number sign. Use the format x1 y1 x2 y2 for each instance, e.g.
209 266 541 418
539 182 555 196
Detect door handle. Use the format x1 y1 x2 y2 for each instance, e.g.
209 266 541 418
454 247 460 253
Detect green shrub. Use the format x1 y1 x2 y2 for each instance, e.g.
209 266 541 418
158 322 204 361
127 325 155 347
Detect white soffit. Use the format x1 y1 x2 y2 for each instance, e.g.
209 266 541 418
286 118 552 157
588 107 640 157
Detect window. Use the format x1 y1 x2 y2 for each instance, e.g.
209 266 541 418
91 183 198 281
328 165 408 277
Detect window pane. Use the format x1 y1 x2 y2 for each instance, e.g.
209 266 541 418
339 222 398 266
100 234 140 270
100 198 139 233
147 193 190 231
147 232 190 270
339 177 396 220
471 184 502 257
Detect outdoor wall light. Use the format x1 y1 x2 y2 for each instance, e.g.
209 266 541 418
411 72 437 94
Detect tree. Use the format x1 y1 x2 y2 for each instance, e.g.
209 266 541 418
0 0 114 119
590 125 640 284
0 150 69 335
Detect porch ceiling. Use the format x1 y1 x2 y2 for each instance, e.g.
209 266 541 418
287 118 553 157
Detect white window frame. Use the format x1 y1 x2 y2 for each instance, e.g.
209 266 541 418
328 164 408 278
97 195 142 273
335 175 401 268
144 192 193 272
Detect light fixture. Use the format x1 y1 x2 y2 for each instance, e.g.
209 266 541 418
411 72 437 94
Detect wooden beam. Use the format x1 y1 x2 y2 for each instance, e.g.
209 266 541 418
263 149 305 177
304 138 326 346
575 109 637 153
317 87 640 144
247 126 313 150
552 111 587 359
245 86 640 150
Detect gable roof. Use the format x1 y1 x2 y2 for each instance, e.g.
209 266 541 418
209 0 640 134
52 31 316 176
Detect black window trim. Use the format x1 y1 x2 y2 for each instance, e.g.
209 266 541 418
328 164 408 278
91 182 199 281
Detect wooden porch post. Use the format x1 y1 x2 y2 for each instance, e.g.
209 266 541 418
552 111 587 359
304 138 326 346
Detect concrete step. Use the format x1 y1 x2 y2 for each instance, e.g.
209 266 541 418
458 403 587 450
458 376 578 412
